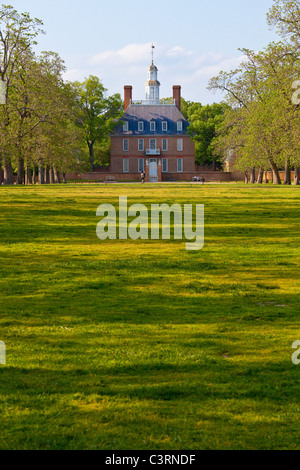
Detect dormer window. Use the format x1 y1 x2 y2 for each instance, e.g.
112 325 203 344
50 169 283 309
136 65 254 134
177 120 183 132
150 121 156 132
138 121 144 132
162 121 168 132
123 122 129 132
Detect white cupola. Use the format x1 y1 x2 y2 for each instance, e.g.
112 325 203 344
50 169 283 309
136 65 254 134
145 45 160 104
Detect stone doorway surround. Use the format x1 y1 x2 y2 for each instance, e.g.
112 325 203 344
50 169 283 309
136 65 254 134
145 157 162 182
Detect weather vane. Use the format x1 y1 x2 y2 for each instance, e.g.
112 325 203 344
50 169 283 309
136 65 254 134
151 43 155 64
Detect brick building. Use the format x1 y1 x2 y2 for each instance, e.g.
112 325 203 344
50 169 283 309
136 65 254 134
110 56 196 182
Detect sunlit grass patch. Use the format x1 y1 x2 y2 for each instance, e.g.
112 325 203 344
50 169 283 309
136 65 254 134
0 183 299 450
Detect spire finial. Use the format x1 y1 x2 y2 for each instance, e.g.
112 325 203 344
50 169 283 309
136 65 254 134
151 43 155 64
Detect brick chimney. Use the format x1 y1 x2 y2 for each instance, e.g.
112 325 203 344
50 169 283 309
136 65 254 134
173 85 181 111
124 86 132 111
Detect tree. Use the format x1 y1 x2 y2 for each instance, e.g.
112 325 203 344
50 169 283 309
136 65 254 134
0 4 44 184
208 41 300 184
187 102 229 169
161 96 190 119
0 4 102 185
267 0 300 46
0 4 44 90
71 76 123 171
0 47 80 185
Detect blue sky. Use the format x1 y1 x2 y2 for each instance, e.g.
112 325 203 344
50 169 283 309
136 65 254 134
10 0 279 103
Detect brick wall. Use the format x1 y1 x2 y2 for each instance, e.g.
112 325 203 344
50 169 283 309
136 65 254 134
162 172 233 182
111 135 195 174
124 86 132 111
230 169 245 181
66 172 143 182
173 85 181 111
66 171 233 183
266 171 297 181
111 135 195 157
66 169 298 183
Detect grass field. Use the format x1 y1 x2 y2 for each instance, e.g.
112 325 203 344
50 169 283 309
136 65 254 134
0 183 299 450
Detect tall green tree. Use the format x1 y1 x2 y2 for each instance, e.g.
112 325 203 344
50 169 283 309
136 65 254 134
267 0 300 46
187 102 229 169
0 4 44 184
1 48 79 184
208 41 300 184
71 76 122 171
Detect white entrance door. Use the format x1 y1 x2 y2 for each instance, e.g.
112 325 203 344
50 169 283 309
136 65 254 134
149 158 158 182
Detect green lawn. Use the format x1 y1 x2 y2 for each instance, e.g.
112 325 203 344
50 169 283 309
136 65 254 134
0 183 299 450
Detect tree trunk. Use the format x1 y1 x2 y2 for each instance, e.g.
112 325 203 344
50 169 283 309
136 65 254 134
284 158 291 185
264 170 269 184
3 158 14 185
250 167 256 184
49 167 55 184
54 169 61 183
244 171 249 184
32 167 36 185
38 165 45 185
256 168 264 184
17 157 24 185
45 166 50 185
62 173 67 184
25 163 32 185
294 166 300 185
88 143 94 172
268 159 281 184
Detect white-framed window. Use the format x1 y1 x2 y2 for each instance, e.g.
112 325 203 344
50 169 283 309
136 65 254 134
138 158 144 173
162 158 168 173
162 138 168 151
138 139 144 151
123 158 129 173
123 122 129 132
177 120 183 132
150 139 156 150
138 121 144 132
177 139 183 151
150 121 156 132
162 121 168 132
177 158 183 173
123 139 129 152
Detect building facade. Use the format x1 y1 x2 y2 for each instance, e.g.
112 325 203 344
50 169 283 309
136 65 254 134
110 59 195 182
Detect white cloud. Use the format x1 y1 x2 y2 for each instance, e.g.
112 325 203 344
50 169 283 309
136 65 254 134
63 68 86 82
192 56 245 79
64 43 245 104
89 43 156 66
167 46 194 57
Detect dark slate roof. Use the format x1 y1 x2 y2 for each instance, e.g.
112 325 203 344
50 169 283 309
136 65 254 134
113 104 189 136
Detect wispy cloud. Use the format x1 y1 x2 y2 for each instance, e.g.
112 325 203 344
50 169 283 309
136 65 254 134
167 46 194 58
89 43 155 66
63 43 244 104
